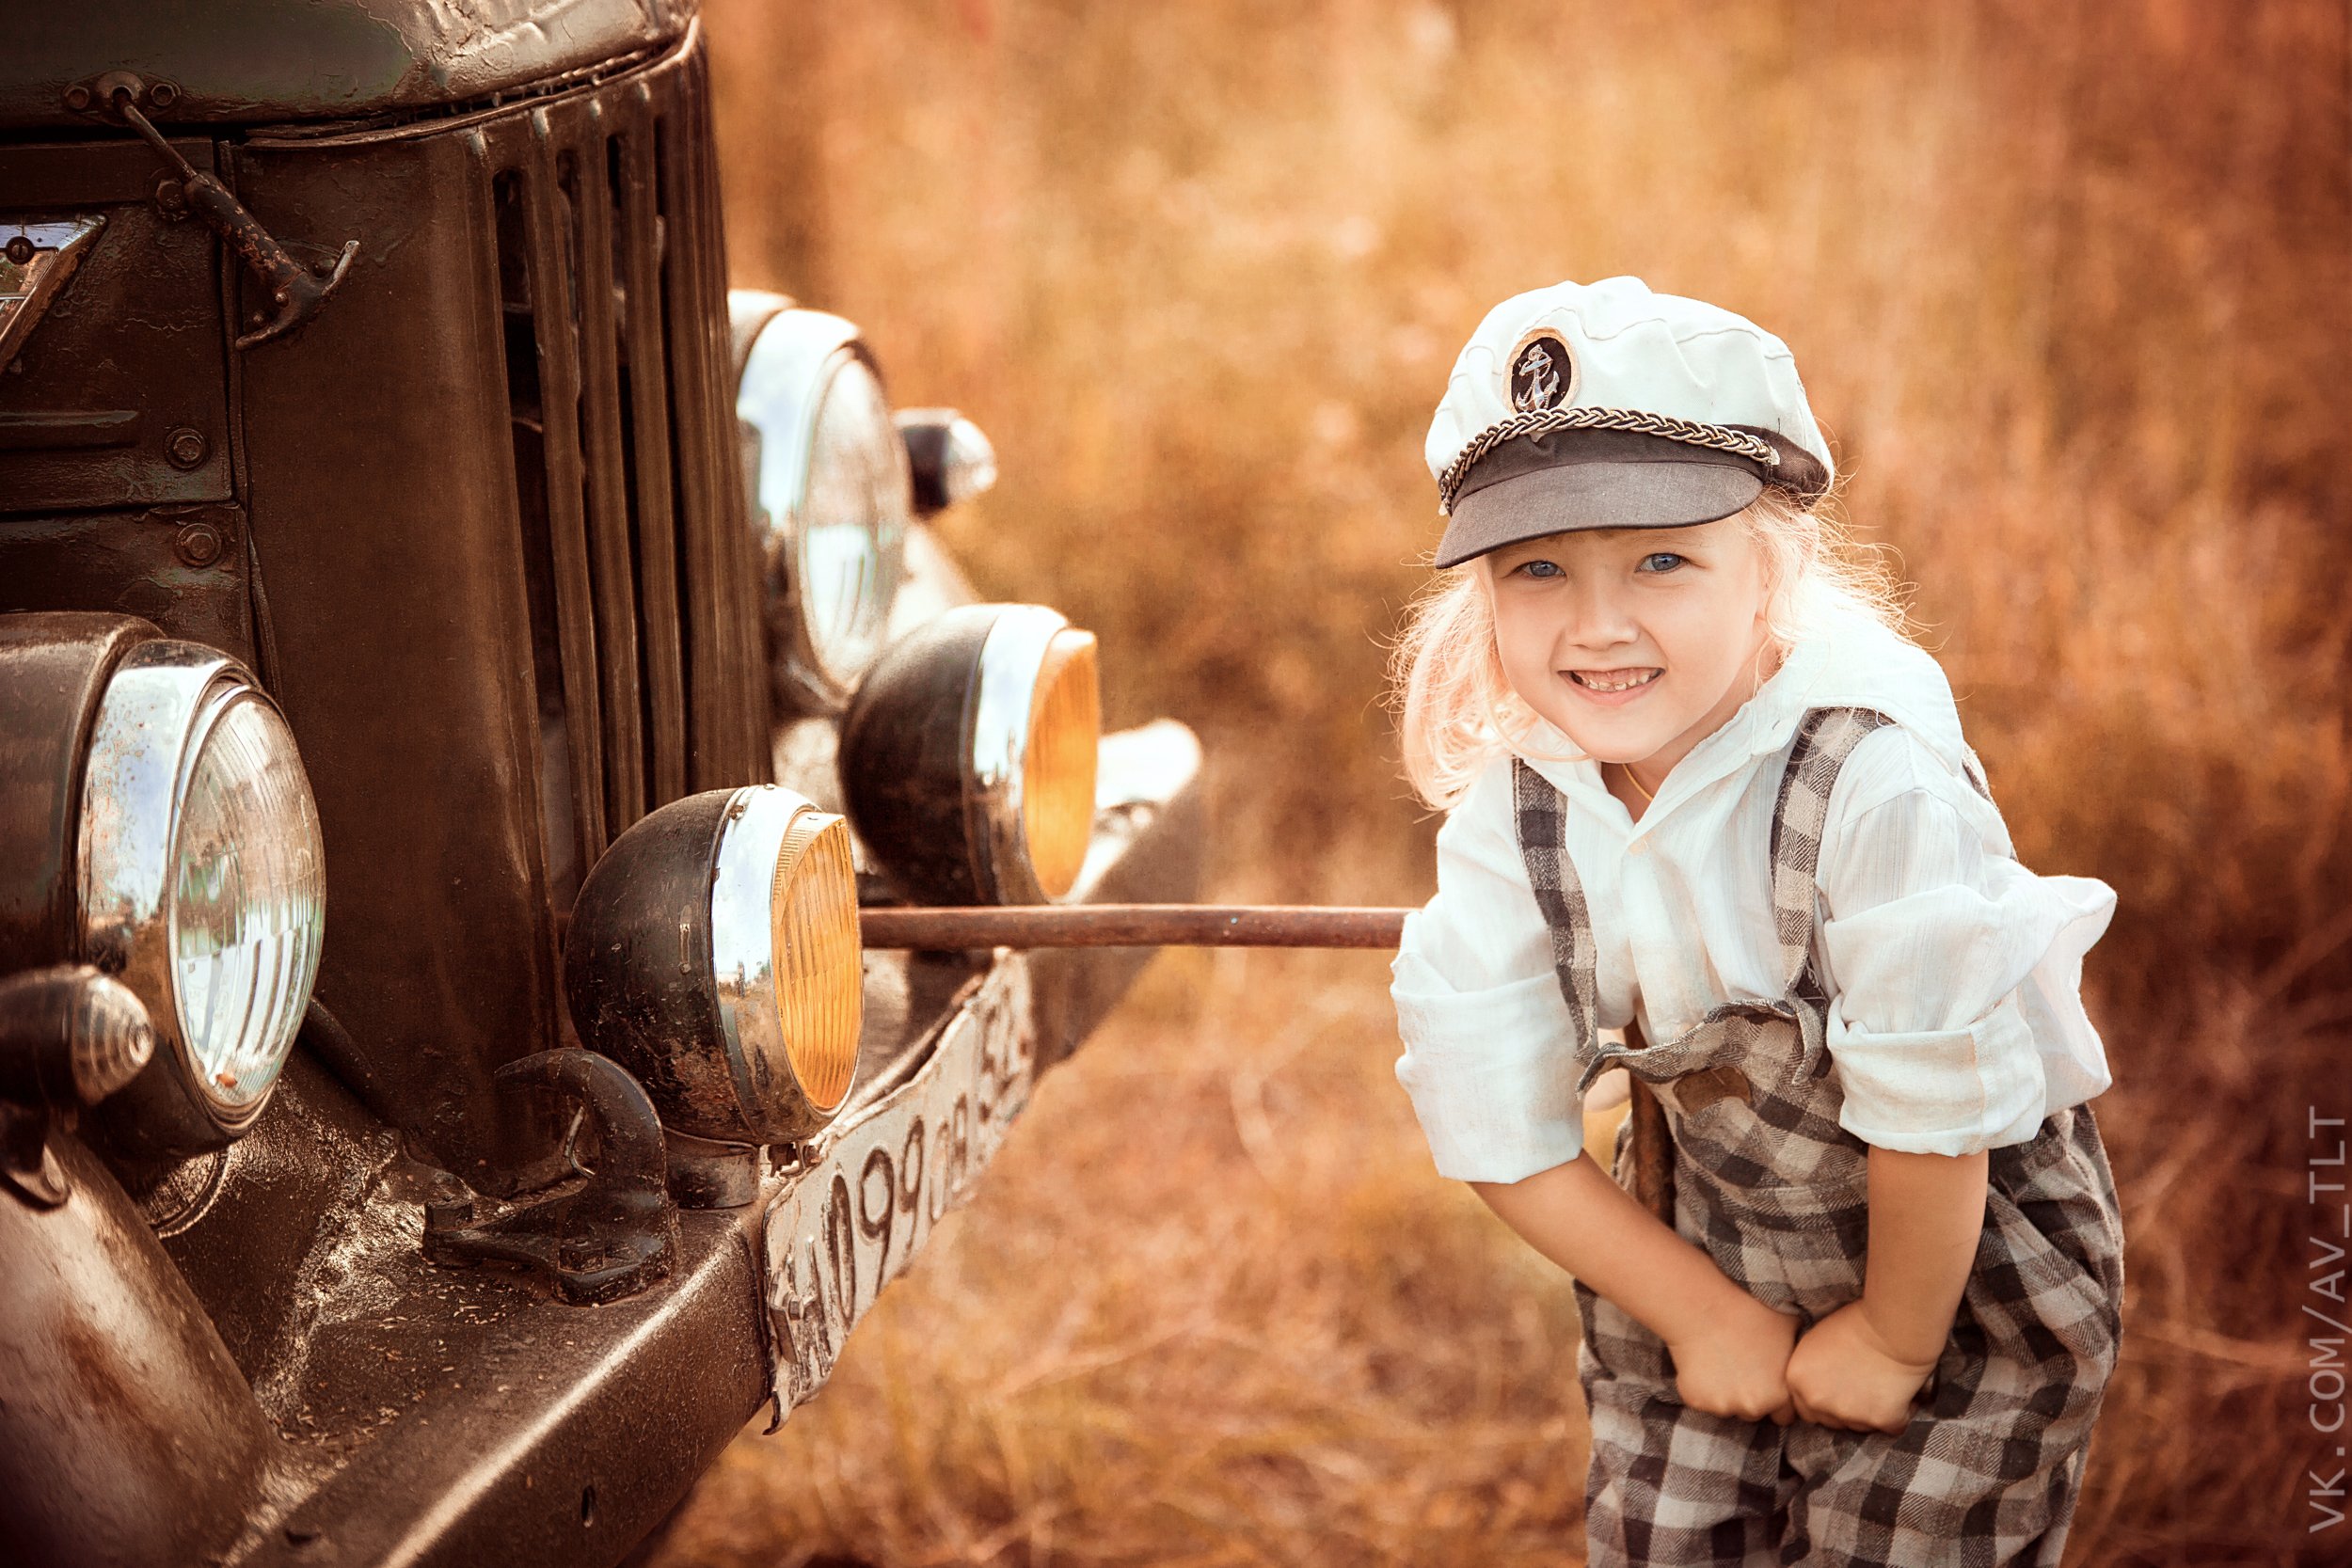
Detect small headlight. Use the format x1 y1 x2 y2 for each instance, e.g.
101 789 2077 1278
895 407 999 516
564 785 863 1144
840 604 1103 907
732 291 911 712
79 641 326 1152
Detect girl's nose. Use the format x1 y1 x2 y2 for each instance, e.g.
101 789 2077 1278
1558 577 1639 655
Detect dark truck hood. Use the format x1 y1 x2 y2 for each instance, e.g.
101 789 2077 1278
6 0 692 132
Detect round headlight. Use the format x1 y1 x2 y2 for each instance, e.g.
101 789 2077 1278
564 785 864 1144
733 292 911 711
79 641 325 1152
839 604 1103 907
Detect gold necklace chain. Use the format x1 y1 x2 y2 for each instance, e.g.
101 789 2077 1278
1618 762 1659 803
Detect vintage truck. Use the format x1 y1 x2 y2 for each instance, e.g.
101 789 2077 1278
0 6 1202 1564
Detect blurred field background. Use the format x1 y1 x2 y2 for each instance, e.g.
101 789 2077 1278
651 2 2351 1563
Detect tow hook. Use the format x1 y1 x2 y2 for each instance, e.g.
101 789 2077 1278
69 72 359 350
421 1049 681 1306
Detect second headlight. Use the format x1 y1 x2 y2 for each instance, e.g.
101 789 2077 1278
840 604 1102 908
732 292 911 713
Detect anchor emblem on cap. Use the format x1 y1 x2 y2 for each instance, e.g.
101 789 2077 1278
1507 328 1575 412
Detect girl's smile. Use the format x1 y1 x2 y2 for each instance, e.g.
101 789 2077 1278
1565 666 1662 700
1481 514 1776 784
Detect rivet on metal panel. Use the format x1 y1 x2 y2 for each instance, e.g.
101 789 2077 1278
174 521 225 567
166 426 208 468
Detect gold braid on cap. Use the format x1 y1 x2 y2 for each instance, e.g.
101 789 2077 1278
1436 406 1781 515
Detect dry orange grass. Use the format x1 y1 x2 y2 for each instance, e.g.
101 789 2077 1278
654 3 2351 1562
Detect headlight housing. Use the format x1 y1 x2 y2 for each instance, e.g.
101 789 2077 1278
564 785 864 1144
79 641 326 1152
840 604 1102 907
732 292 911 713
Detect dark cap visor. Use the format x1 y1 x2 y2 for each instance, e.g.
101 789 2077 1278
1435 458 1764 568
1432 422 1825 569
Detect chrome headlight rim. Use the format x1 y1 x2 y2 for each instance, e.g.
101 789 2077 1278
708 784 860 1132
967 606 1093 907
733 294 912 713
78 640 325 1148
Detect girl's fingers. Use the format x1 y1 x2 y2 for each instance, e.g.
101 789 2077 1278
1769 1400 1796 1427
1795 1394 1853 1431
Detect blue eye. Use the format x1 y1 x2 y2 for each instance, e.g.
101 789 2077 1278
1637 551 1687 574
1512 560 1565 579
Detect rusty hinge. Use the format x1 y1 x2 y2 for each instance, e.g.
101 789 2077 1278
68 72 358 351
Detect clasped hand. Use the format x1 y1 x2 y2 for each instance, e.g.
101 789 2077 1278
1666 1294 1939 1433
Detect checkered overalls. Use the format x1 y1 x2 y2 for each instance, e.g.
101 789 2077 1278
1513 708 2125 1567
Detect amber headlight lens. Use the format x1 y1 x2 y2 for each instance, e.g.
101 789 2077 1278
840 604 1104 907
80 641 326 1154
565 785 864 1144
765 806 861 1115
1014 628 1099 900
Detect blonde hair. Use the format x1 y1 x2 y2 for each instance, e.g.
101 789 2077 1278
1387 487 1908 810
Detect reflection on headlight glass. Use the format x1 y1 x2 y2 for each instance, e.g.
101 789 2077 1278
799 358 908 688
169 694 326 1109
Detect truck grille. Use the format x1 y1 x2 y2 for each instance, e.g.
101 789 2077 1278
483 39 769 910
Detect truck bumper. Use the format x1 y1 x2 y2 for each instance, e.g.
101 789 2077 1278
5 724 1201 1568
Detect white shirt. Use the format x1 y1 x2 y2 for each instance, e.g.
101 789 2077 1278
1391 602 2116 1184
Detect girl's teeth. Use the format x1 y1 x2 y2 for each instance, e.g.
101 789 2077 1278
1575 669 1658 693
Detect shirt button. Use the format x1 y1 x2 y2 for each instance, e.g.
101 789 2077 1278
1628 837 1650 857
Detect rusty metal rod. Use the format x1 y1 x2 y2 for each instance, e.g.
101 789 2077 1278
857 904 1410 950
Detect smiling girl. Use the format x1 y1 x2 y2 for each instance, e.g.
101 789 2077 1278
1388 278 2124 1566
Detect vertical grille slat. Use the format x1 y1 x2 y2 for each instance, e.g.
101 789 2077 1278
489 35 770 924
569 119 648 830
658 65 770 793
489 166 587 911
612 106 690 809
692 69 771 786
519 119 610 868
654 106 726 793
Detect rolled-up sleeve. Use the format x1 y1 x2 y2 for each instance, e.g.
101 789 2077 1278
1391 762 1587 1183
1819 780 2116 1156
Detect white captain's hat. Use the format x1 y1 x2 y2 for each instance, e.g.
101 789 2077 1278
1426 277 1834 568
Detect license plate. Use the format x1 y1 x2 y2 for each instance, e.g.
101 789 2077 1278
760 956 1036 1420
